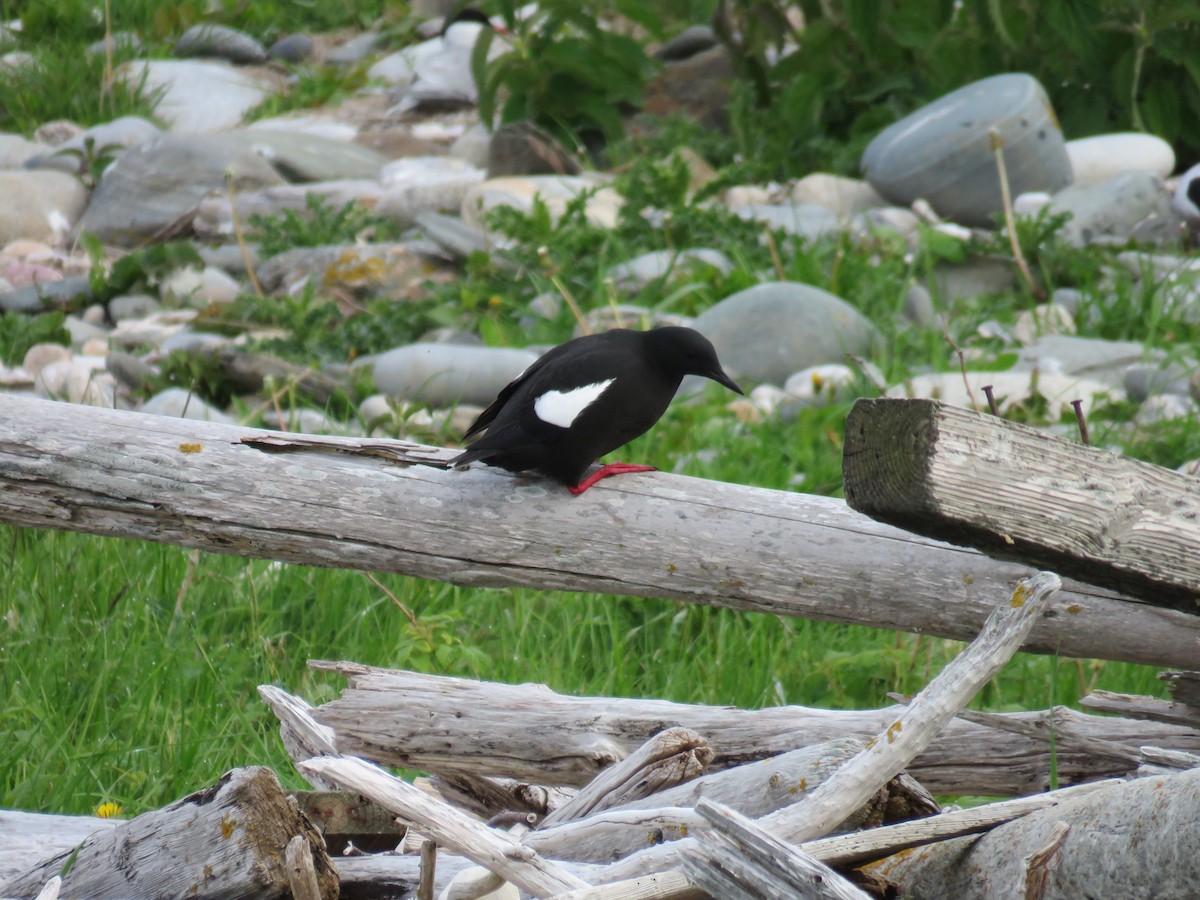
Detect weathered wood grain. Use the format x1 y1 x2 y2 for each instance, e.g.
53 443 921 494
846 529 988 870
309 662 1200 797
766 573 1059 845
843 397 1200 614
868 768 1200 899
299 755 588 898
0 767 337 900
0 394 1196 667
682 799 870 900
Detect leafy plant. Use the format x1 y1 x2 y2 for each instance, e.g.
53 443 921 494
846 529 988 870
0 310 70 365
703 0 1200 179
472 0 661 151
0 45 162 135
250 194 401 258
247 64 373 123
81 237 204 303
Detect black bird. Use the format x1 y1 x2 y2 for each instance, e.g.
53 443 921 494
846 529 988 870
450 327 743 494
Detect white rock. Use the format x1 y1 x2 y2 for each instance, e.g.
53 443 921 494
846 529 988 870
120 60 282 133
358 393 396 424
248 114 358 142
748 384 788 415
139 387 234 422
450 124 491 169
80 337 110 356
1066 133 1175 187
1013 303 1076 345
35 358 114 406
22 342 71 377
0 171 89 245
784 364 857 401
377 157 486 227
1013 191 1052 216
888 370 1122 418
461 175 622 231
1136 393 1197 426
788 173 884 218
161 265 241 307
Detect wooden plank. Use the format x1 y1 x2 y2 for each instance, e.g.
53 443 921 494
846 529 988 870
843 397 1200 614
0 394 1196 667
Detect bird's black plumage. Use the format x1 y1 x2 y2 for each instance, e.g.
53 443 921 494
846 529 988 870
450 327 742 491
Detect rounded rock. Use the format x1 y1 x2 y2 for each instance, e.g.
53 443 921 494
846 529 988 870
692 282 881 387
862 73 1072 227
268 33 313 63
140 387 234 423
1066 133 1174 187
175 24 267 65
0 171 88 245
372 343 538 408
22 342 71 377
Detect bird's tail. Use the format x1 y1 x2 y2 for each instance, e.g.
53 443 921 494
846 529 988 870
448 448 485 470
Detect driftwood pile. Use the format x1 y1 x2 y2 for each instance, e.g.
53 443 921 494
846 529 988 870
1 397 1200 898
4 571 1200 899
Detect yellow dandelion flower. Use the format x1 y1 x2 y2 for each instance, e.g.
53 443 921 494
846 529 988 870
95 801 123 819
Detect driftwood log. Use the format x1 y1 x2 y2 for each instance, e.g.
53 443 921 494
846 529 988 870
308 661 1200 797
1 393 1197 668
843 397 1200 615
0 767 337 900
868 767 1200 899
323 782 1121 898
0 813 116 885
681 799 870 900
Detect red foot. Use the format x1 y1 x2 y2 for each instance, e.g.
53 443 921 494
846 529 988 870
568 462 658 495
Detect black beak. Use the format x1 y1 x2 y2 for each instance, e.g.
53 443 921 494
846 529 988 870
708 367 744 395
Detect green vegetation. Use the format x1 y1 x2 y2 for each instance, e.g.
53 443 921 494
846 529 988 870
0 310 70 365
472 0 661 150
3 0 1200 819
250 193 403 258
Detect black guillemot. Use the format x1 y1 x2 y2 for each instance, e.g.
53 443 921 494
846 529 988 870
450 326 743 494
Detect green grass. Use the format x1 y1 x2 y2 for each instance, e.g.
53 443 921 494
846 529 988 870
0 388 1172 816
4 0 1198 821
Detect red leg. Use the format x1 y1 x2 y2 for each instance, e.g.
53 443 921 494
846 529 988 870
568 462 658 495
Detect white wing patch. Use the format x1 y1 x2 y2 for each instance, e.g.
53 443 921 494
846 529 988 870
534 378 615 428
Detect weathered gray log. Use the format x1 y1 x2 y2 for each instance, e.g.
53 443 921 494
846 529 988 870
1162 670 1200 706
285 835 322 900
326 781 1120 899
308 662 1200 796
592 573 1062 886
258 684 340 789
0 767 338 900
431 773 575 821
680 799 870 900
768 573 1058 845
1 393 1197 668
299 755 589 898
868 767 1200 899
527 740 866 864
0 812 116 885
843 397 1200 615
1080 688 1200 729
540 728 713 828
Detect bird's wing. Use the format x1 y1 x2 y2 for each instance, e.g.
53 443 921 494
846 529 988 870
461 334 627 441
